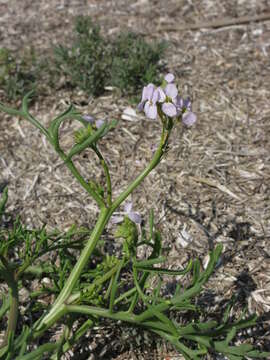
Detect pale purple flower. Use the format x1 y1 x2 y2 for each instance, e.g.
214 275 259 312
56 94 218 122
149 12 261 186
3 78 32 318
183 98 192 111
138 84 160 120
181 97 197 126
95 119 105 128
164 73 175 83
158 83 179 117
82 115 95 123
182 112 197 126
111 202 142 224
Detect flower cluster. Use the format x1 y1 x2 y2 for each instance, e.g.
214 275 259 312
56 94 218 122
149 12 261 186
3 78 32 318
82 114 105 129
138 73 196 126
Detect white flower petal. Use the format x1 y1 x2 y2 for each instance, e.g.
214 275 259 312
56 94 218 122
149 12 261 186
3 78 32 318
165 83 178 99
162 102 177 117
111 215 124 224
157 87 166 102
145 83 155 100
152 89 159 104
95 119 105 128
83 115 95 123
124 202 133 214
182 112 197 126
141 86 148 102
145 101 157 119
137 101 145 112
164 73 175 83
128 212 142 224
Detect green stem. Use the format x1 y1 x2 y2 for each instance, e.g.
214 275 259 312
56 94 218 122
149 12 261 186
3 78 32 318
0 186 8 219
15 343 59 360
67 261 124 304
94 146 112 206
128 270 150 313
66 304 137 323
35 208 111 333
64 304 178 335
0 99 49 138
56 148 105 209
33 304 66 339
0 257 19 348
24 112 49 138
114 286 137 305
110 127 168 214
3 286 19 349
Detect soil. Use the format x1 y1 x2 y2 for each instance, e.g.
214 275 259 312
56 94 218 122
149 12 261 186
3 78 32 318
0 0 270 359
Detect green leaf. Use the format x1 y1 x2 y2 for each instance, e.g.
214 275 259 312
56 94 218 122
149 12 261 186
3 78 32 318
152 230 162 258
198 244 223 285
21 91 48 137
21 90 35 114
146 306 178 336
232 314 257 331
154 329 206 359
0 101 23 117
215 341 253 356
0 293 10 320
109 258 124 312
133 257 166 268
191 259 201 285
227 355 242 360
135 259 193 276
171 282 202 306
48 104 81 148
246 350 270 358
142 320 177 335
14 343 58 360
221 296 236 324
17 326 30 356
0 186 8 219
184 334 212 348
149 209 154 241
0 347 8 358
170 303 197 312
225 327 237 344
177 321 218 336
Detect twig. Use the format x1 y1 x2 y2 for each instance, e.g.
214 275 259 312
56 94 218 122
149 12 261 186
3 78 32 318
161 12 270 32
189 176 242 201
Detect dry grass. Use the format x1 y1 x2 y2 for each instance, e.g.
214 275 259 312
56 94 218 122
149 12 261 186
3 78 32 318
0 0 270 359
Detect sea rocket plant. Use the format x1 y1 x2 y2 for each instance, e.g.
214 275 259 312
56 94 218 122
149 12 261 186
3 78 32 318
0 75 267 360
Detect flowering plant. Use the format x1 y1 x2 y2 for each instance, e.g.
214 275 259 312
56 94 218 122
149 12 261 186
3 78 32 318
0 75 268 359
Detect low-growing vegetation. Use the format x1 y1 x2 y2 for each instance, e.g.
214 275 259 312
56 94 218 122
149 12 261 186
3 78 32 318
0 16 166 101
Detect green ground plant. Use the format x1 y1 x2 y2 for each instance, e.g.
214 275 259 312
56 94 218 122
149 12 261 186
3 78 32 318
0 47 38 101
0 16 166 101
109 32 166 95
0 74 269 359
54 16 166 97
54 16 111 97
